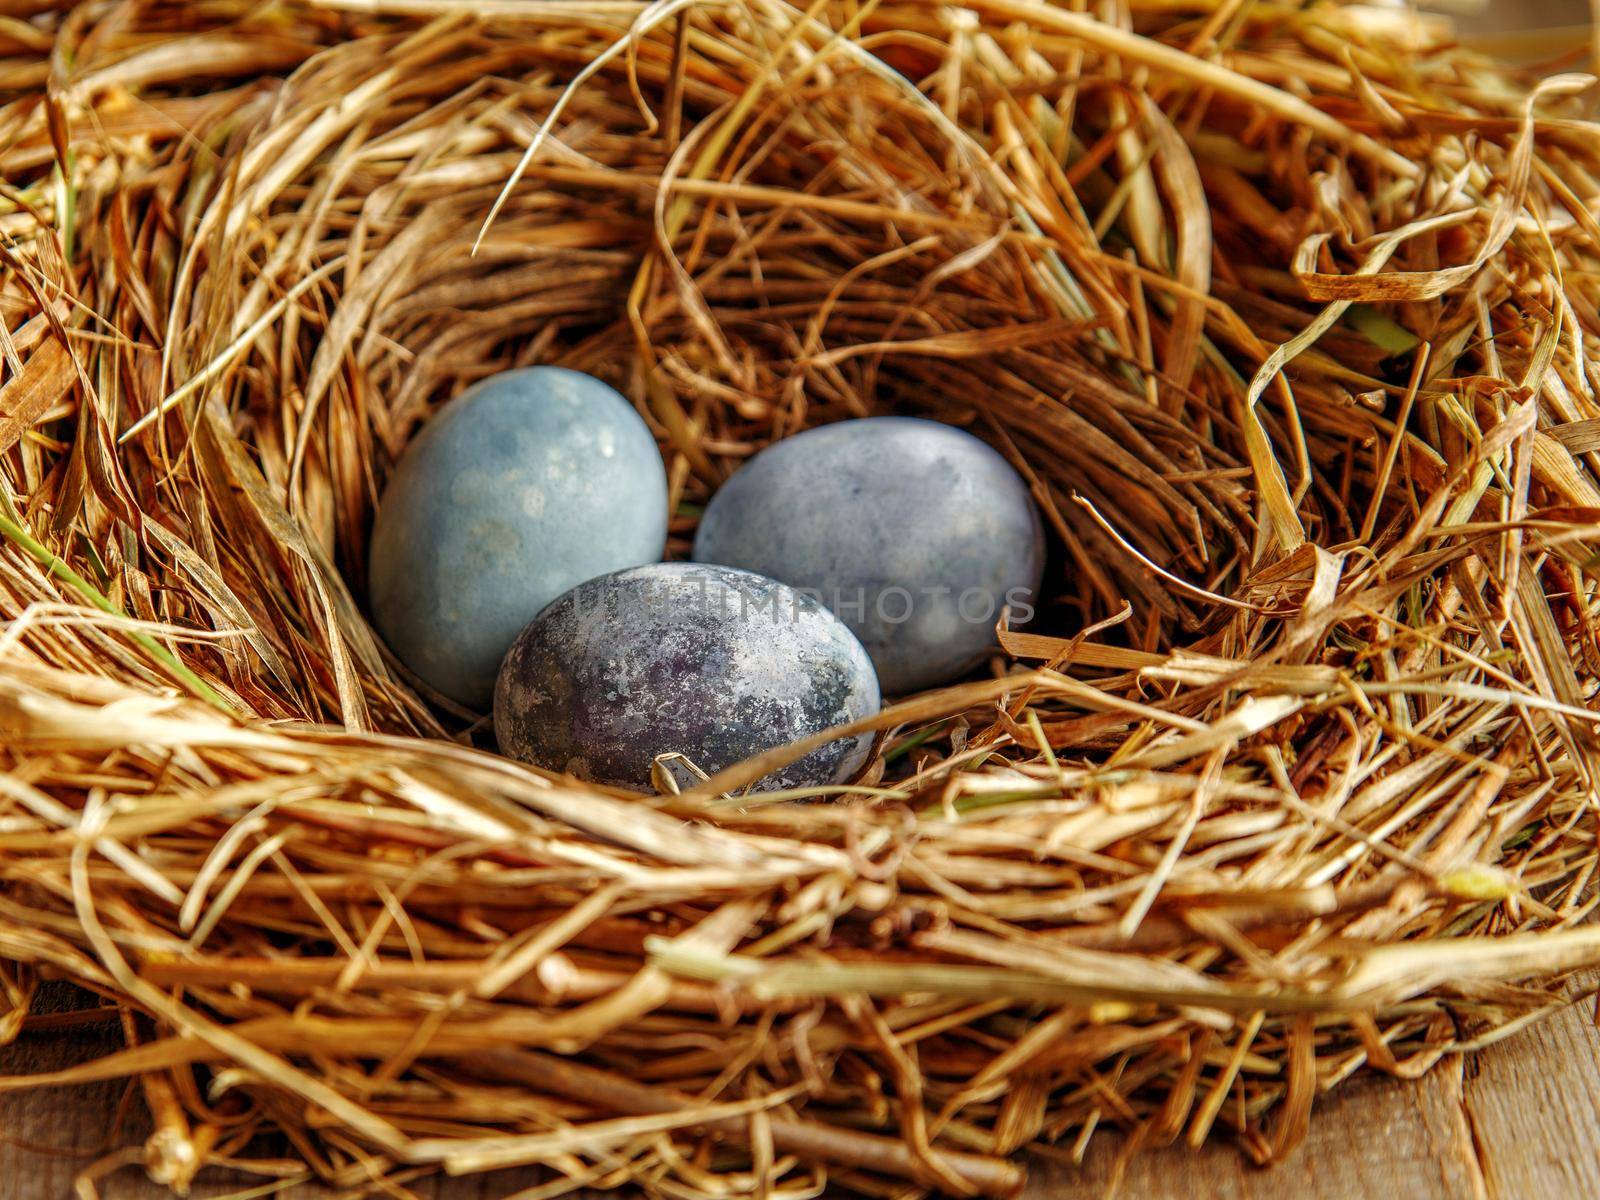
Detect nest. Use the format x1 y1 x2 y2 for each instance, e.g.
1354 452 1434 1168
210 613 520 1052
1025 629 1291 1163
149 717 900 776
2 1 1600 1195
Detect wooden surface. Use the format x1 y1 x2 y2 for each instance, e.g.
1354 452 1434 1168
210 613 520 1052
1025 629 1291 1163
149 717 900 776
5 991 1597 1199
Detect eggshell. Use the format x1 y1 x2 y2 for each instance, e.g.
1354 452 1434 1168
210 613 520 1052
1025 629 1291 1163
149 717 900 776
494 563 881 791
693 417 1043 692
369 367 667 707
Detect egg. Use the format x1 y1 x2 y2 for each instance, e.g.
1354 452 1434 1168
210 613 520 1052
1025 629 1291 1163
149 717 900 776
369 367 667 708
494 563 881 791
693 417 1044 693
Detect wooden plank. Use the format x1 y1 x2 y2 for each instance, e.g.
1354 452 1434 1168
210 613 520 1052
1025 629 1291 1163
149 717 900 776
1460 995 1600 1199
1033 997 1600 1199
1 995 1595 1197
1030 1057 1487 1199
0 990 134 1198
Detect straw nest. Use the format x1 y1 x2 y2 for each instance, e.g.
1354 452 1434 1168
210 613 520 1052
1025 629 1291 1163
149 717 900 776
2 1 1600 1196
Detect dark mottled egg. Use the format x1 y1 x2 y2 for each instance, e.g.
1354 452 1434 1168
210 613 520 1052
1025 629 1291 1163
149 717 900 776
369 367 667 708
693 417 1044 693
494 563 880 791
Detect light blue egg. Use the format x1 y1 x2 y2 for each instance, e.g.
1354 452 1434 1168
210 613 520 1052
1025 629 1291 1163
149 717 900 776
369 367 667 707
693 417 1044 693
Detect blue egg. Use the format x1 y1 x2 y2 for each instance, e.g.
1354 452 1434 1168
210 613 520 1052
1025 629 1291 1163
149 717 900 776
494 563 881 791
693 417 1044 693
369 367 667 708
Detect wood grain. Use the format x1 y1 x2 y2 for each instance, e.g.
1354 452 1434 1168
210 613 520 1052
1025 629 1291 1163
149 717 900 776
3 991 1595 1199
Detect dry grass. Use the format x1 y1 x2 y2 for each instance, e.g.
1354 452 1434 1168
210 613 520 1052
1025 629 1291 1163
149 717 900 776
1 0 1599 1195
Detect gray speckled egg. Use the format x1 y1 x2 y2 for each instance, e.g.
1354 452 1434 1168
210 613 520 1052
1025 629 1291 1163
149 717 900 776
693 417 1044 693
369 367 667 708
494 563 881 792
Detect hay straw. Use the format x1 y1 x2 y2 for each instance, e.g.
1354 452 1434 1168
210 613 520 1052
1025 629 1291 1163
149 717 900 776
2 0 1600 1195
